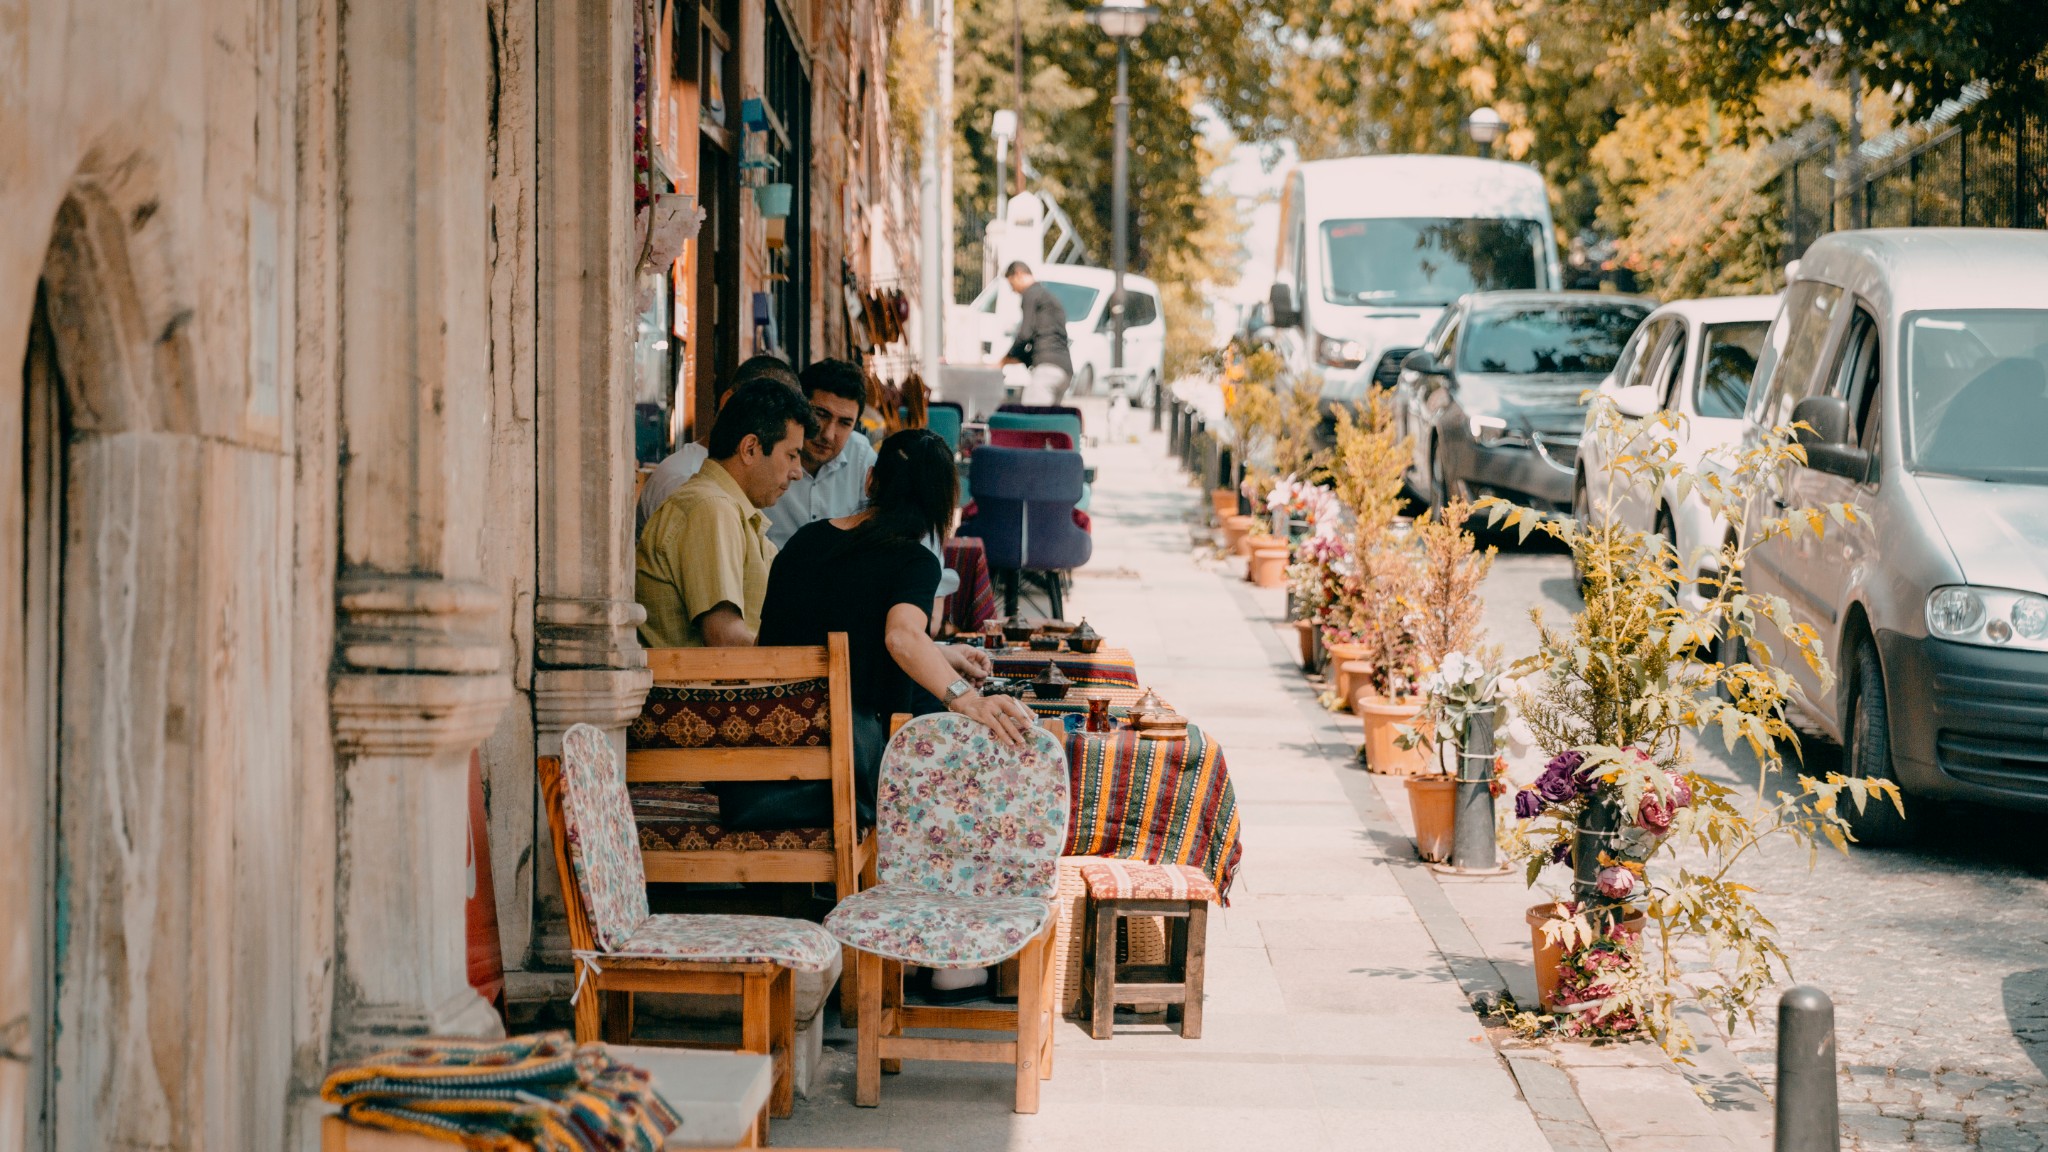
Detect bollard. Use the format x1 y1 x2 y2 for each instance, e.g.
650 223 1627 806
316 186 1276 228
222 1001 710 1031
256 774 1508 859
1450 709 1497 870
1774 986 1841 1152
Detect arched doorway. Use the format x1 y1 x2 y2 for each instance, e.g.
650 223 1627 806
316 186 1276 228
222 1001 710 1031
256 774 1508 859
19 190 205 1151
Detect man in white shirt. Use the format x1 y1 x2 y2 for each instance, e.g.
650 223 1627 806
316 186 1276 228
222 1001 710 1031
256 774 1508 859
764 359 875 548
637 355 800 535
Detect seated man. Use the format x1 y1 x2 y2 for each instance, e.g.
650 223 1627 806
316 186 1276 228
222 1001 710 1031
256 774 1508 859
635 379 818 648
637 354 801 536
763 359 878 548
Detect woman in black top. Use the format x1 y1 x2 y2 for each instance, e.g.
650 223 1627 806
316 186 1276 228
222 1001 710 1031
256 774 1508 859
718 429 1037 831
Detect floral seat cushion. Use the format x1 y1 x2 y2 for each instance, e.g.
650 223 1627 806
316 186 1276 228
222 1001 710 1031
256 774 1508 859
824 887 1056 969
1078 859 1217 903
876 715 1069 899
609 912 840 974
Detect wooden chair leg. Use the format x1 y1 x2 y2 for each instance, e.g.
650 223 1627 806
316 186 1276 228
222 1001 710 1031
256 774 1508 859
1014 932 1047 1114
839 945 861 1030
770 967 796 1118
1039 927 1058 1079
881 960 904 1074
572 963 603 1044
600 991 634 1044
1181 902 1209 1040
855 950 883 1107
1089 901 1118 1041
739 971 773 1140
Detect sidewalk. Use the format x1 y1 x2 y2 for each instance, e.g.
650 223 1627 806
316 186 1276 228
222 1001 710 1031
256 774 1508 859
775 406 1556 1150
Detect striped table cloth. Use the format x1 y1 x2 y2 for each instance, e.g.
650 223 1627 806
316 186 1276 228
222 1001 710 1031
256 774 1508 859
990 645 1141 691
1061 723 1242 900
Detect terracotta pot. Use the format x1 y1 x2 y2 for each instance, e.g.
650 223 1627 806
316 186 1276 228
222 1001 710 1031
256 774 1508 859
1249 545 1290 588
1526 902 1649 1013
1221 514 1255 553
1325 642 1370 706
1358 695 1428 775
1211 488 1238 519
1293 620 1316 670
1238 530 1282 560
1405 775 1457 862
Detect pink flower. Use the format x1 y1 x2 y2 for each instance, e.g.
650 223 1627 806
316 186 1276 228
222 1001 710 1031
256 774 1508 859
1636 790 1673 834
1596 865 1636 899
1667 770 1694 808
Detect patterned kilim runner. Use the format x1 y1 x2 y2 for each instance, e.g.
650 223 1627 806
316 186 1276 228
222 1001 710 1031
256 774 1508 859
1062 724 1242 900
989 645 1142 690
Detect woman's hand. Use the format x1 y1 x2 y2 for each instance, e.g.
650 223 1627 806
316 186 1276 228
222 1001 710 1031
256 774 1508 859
942 643 994 682
947 689 1038 749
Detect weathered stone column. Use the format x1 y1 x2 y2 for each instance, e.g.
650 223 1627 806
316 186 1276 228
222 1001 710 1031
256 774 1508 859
529 0 651 966
328 0 512 1052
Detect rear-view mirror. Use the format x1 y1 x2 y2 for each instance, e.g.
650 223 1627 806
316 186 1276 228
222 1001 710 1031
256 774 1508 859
1401 348 1442 376
1791 395 1850 446
1267 283 1301 329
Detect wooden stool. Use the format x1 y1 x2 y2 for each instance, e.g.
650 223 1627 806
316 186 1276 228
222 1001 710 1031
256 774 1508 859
1078 860 1216 1040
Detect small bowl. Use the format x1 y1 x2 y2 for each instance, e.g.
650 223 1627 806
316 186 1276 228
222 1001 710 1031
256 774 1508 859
1028 634 1062 651
1002 621 1037 643
1069 635 1104 654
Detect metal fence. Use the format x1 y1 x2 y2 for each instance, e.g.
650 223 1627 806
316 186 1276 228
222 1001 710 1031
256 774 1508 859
1779 78 2048 261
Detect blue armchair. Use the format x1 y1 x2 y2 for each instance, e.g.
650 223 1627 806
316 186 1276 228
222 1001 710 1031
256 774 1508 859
957 446 1092 619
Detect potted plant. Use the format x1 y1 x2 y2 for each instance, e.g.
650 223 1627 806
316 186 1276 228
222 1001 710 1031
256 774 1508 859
1401 652 1502 862
1287 528 1347 670
1323 388 1412 717
1494 395 1904 1049
1350 541 1428 772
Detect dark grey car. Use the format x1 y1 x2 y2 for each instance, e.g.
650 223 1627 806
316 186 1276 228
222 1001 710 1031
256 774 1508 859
1392 291 1652 511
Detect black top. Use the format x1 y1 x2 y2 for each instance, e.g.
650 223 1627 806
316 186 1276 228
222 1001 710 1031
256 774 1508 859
760 521 944 717
1005 282 1073 373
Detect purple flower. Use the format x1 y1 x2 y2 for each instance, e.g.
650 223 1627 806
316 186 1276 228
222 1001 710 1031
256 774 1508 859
1535 751 1587 804
1514 789 1542 819
1549 840 1573 866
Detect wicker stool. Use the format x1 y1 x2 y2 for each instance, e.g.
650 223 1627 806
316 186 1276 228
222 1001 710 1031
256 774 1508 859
1078 860 1216 1040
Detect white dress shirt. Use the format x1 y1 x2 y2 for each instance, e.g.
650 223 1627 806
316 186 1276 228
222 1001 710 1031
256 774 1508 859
763 433 876 548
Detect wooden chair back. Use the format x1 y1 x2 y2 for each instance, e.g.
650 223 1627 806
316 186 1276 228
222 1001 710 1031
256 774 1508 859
538 754 602 961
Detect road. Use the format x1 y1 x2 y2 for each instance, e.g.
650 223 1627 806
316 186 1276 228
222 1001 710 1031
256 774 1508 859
1477 533 2048 1152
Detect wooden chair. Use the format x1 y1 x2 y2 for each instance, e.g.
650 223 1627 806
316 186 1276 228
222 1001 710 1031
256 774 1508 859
539 725 841 1126
824 714 1070 1113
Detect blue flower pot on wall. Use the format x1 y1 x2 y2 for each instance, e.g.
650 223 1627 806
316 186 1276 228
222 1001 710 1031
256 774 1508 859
755 182 793 218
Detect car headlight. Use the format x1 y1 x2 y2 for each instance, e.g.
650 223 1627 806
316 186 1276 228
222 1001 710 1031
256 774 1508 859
1468 414 1528 448
1927 585 2048 652
1316 336 1366 369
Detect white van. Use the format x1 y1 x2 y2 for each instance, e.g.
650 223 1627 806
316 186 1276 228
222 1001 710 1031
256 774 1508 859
965 265 1167 400
1265 155 1562 404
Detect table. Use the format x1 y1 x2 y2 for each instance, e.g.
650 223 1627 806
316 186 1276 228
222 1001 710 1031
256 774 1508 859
1060 723 1242 899
941 537 997 635
989 644 1141 691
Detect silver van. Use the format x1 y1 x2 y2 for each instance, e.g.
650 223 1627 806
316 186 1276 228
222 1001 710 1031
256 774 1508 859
1741 229 2048 842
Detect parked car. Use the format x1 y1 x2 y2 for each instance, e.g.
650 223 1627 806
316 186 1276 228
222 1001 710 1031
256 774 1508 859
1262 155 1563 416
1390 290 1652 511
1575 295 1779 605
965 264 1166 401
1737 228 2048 842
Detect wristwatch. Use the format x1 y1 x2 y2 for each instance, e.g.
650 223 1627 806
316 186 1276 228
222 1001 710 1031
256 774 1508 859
940 678 974 706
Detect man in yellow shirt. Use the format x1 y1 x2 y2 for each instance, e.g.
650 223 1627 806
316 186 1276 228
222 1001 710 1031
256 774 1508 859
636 379 818 647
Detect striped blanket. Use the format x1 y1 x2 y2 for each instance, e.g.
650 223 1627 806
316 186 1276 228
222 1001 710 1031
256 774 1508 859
1063 724 1242 901
991 646 1142 690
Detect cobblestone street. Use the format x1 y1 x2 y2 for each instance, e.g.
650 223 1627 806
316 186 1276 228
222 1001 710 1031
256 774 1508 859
1480 541 2048 1152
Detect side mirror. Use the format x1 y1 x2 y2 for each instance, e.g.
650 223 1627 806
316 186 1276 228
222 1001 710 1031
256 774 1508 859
1610 383 1659 419
1805 441 1876 484
1268 282 1301 329
1401 348 1442 376
1791 395 1850 447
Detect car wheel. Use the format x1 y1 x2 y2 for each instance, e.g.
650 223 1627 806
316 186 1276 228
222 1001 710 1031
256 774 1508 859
1427 436 1451 515
1841 632 1912 847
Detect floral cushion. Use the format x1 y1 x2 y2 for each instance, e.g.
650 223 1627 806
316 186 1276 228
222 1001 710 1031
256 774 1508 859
628 679 830 750
1079 859 1218 903
824 887 1055 969
876 714 1069 899
560 724 649 952
607 913 840 974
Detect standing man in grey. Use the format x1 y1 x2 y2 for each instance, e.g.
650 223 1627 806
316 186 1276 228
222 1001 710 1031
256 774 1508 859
999 261 1073 404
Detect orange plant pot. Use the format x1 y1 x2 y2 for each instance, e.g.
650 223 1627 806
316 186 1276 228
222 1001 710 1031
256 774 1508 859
1358 695 1428 775
1249 545 1290 588
1527 902 1649 1012
1220 514 1255 553
1293 620 1317 670
1325 643 1369 705
1238 530 1282 559
1404 775 1457 862
1211 488 1237 519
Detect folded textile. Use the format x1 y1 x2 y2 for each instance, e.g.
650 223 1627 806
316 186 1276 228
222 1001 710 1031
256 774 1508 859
321 1031 679 1152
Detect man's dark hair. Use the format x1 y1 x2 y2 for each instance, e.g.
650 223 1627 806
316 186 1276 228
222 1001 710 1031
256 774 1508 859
1004 260 1032 278
708 378 818 461
720 354 798 403
799 358 868 413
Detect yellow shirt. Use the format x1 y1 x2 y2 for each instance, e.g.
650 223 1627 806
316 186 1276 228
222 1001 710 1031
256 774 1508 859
635 461 775 648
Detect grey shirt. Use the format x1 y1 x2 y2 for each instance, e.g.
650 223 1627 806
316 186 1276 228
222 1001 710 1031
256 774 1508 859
1005 282 1072 374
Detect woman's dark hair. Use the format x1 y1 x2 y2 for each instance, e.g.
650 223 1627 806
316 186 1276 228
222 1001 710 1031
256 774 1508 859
709 378 819 461
856 429 958 549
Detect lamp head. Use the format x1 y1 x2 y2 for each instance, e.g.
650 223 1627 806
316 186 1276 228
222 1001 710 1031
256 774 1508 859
1086 0 1159 40
1464 106 1504 147
990 108 1018 141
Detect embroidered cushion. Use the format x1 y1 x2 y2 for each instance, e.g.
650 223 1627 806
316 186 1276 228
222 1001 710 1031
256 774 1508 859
637 822 834 854
824 888 1055 969
1079 859 1218 903
560 724 649 952
628 679 830 750
609 913 839 973
876 714 1069 899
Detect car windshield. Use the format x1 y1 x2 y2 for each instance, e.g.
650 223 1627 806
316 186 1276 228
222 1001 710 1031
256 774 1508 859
1695 321 1769 418
1320 217 1545 307
1037 280 1101 322
1906 309 2048 486
1458 302 1648 375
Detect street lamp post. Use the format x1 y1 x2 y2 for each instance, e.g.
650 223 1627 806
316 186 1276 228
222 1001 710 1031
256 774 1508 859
1465 106 1504 159
991 108 1018 222
1085 1 1158 421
